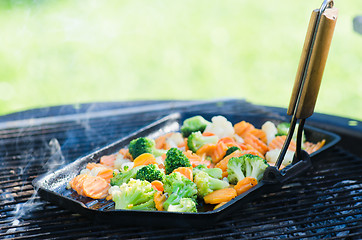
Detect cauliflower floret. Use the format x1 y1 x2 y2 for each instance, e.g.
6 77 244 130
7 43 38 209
165 132 184 148
262 121 278 144
120 161 134 171
204 115 234 139
108 185 121 196
114 152 132 170
265 148 295 166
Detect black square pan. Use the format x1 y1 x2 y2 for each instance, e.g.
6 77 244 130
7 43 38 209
32 112 340 227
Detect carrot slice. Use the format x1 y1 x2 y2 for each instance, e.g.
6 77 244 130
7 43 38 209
154 191 166 211
218 137 236 145
234 177 258 195
249 129 268 144
173 167 193 181
212 141 228 164
214 201 227 210
96 168 114 183
204 188 237 204
242 149 265 159
155 132 173 150
196 144 216 161
132 153 157 168
184 138 189 151
82 176 110 199
151 180 164 192
100 154 117 168
183 150 211 168
234 121 255 138
215 150 243 173
86 163 104 170
243 133 269 156
196 142 228 164
202 132 215 136
269 135 296 152
70 174 88 196
303 139 325 154
237 143 250 151
218 137 239 148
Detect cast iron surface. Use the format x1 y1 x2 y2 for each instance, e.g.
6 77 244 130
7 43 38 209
32 112 340 227
0 99 361 239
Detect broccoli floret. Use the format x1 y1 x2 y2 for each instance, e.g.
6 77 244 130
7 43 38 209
276 122 290 136
193 164 222 179
243 154 269 182
194 171 229 198
112 178 156 210
167 198 197 213
128 137 166 159
163 172 197 211
227 157 246 184
224 146 240 157
110 166 142 186
135 164 165 182
164 148 191 175
187 131 219 153
227 154 269 184
180 115 210 138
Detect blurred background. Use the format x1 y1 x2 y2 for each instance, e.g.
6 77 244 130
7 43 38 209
0 0 361 120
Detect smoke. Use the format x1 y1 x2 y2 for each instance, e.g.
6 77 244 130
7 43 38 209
5 138 65 237
43 138 65 171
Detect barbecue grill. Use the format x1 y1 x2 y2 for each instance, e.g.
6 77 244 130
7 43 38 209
0 99 361 239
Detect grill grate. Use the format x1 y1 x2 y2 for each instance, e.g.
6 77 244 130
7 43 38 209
0 100 361 239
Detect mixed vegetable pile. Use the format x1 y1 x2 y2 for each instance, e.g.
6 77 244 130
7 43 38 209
68 115 326 213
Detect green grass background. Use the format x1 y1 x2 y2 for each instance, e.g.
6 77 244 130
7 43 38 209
0 0 361 120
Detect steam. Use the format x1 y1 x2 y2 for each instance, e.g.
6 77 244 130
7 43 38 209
44 138 65 171
5 138 65 236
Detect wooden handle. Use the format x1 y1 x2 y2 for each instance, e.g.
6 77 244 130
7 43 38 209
287 7 338 119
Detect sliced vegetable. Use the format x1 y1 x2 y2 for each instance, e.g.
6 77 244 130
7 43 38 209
172 167 193 182
133 153 157 168
82 176 110 199
234 177 258 195
154 191 166 211
151 180 164 192
204 188 237 204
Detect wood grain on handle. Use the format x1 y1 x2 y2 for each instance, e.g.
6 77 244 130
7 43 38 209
287 8 338 119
